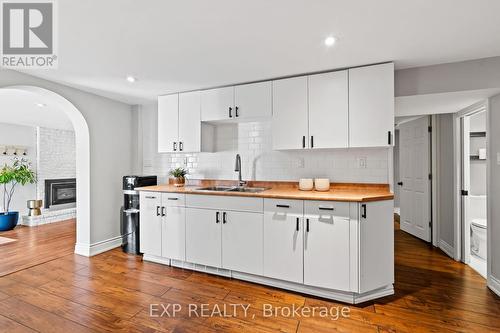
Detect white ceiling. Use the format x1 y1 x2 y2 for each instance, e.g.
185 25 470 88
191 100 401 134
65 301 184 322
18 0 500 104
0 89 73 130
395 88 500 117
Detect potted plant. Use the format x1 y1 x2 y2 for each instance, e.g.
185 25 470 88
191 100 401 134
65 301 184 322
0 158 36 231
169 167 188 187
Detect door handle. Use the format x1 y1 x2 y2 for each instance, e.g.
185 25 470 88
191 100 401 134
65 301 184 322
156 206 160 216
161 207 166 217
397 182 403 186
306 218 310 232
311 136 314 148
235 106 239 117
296 217 299 231
216 211 220 223
223 212 227 224
361 204 367 219
173 142 177 151
461 190 469 196
302 136 306 148
179 142 183 151
229 107 233 118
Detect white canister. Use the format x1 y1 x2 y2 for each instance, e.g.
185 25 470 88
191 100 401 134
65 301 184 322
299 178 314 191
314 178 330 191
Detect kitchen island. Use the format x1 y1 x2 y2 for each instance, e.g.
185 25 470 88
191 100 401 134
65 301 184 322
137 180 394 304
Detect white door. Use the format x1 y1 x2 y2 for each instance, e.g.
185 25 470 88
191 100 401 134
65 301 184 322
221 211 263 275
178 91 201 153
308 71 349 149
234 81 272 119
399 116 431 242
200 87 234 121
139 192 162 256
303 201 350 291
185 208 221 267
263 199 304 283
271 77 309 150
349 63 394 147
158 94 179 153
162 204 186 261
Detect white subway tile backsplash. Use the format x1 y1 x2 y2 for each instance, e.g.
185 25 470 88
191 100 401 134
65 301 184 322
144 120 390 184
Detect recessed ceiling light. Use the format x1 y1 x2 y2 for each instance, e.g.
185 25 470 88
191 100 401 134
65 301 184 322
324 36 336 47
36 103 46 107
126 75 137 83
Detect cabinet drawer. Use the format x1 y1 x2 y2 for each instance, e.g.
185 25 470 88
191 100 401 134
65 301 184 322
186 194 263 212
264 199 303 215
162 193 185 207
304 200 350 219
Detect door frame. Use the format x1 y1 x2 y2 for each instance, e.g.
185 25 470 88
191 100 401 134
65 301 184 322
453 100 488 262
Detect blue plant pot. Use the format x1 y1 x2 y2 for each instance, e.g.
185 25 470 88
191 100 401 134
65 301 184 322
0 212 19 231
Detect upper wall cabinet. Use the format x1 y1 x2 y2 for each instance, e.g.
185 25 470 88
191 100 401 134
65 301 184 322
200 87 234 121
234 81 272 120
158 92 213 153
201 82 272 122
272 76 309 150
349 63 394 147
308 70 349 149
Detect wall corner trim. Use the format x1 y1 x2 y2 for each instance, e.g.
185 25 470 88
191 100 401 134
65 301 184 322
487 275 500 297
74 235 122 257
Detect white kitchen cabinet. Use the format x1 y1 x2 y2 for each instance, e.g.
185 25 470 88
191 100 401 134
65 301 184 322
201 87 234 121
221 210 263 275
304 201 351 291
358 200 394 293
272 76 309 150
157 94 179 153
234 81 272 120
185 208 222 267
139 192 162 256
158 93 213 153
178 91 201 153
161 194 186 261
263 199 304 283
308 71 349 149
349 63 394 147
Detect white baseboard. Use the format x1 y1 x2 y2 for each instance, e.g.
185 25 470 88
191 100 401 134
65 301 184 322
439 239 455 259
74 235 122 257
488 274 500 297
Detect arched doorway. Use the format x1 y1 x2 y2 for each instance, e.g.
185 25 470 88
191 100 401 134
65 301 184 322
0 85 90 252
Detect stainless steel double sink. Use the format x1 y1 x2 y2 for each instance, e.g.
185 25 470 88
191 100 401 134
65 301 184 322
195 186 268 193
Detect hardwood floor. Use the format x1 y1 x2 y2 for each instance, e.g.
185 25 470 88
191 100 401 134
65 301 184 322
0 221 499 332
0 219 76 277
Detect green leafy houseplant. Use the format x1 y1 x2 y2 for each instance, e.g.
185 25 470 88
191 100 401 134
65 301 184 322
168 167 188 187
0 158 37 213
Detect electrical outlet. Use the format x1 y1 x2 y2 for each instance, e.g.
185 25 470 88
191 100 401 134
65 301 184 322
357 157 367 168
497 152 500 165
297 157 305 168
183 157 188 166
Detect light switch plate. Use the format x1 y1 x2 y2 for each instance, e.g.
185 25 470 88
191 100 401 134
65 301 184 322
497 152 500 165
357 157 367 168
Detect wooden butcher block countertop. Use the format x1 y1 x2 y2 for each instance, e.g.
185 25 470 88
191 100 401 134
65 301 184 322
137 179 394 202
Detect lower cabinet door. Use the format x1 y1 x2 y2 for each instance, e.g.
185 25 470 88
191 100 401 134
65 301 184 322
222 211 263 275
162 206 186 261
304 214 350 291
263 211 303 283
185 208 221 267
139 193 162 256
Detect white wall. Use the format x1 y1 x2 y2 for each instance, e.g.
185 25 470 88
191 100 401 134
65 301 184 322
488 93 500 291
140 104 391 184
437 113 455 249
36 127 76 205
0 69 135 247
0 122 37 214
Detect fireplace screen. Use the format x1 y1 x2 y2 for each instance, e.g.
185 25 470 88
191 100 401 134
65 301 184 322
45 178 76 209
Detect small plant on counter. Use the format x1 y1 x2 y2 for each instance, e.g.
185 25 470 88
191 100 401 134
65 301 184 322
169 167 188 187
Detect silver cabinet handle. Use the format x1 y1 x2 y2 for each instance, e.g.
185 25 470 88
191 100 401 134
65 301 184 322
167 197 178 200
318 207 334 211
173 142 177 151
156 206 160 216
179 142 183 151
